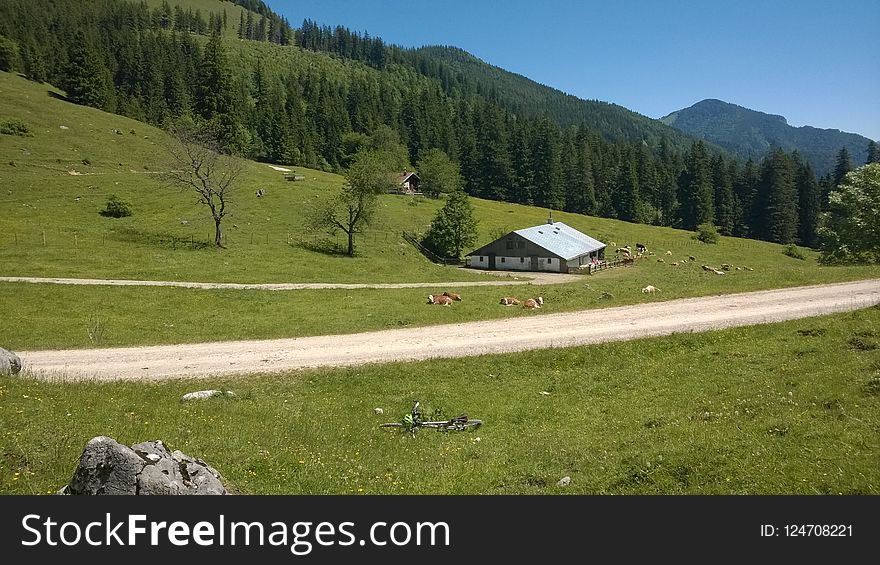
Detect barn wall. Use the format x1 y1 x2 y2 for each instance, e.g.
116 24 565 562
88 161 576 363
496 256 532 271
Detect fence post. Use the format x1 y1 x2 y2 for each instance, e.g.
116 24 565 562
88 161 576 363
42 231 46 246
74 234 78 248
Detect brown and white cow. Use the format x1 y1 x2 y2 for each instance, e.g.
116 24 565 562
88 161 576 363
523 296 544 309
427 294 453 306
500 297 521 306
442 292 462 301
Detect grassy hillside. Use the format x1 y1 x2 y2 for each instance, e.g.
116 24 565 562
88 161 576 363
2 70 880 351
0 70 484 284
3 306 878 494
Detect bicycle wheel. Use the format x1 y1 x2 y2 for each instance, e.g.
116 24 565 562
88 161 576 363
452 418 482 430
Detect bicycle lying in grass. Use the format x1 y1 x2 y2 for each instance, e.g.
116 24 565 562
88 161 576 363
379 401 482 435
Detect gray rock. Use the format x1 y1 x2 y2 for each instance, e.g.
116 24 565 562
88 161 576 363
65 437 227 495
0 347 22 375
69 436 144 495
557 476 571 487
181 390 234 401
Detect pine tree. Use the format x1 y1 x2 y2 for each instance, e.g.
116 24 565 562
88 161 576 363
0 35 19 72
422 189 479 259
475 104 512 201
509 122 534 205
20 40 46 83
677 141 713 230
734 158 759 236
711 155 737 235
613 151 640 222
867 140 880 165
245 11 254 40
196 32 241 151
755 148 798 243
655 137 680 226
238 12 245 39
62 31 114 111
531 118 563 210
833 146 852 188
796 159 821 247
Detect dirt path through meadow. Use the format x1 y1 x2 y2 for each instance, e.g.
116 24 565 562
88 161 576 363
17 279 880 381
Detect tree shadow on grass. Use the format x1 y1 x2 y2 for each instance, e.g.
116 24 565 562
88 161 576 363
47 90 71 103
298 237 349 257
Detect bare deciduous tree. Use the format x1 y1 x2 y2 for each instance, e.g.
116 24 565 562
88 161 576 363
165 125 242 247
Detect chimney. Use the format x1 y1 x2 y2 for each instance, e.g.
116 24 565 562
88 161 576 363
548 211 553 225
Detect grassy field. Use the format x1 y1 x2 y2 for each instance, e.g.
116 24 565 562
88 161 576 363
2 259 880 351
2 306 878 495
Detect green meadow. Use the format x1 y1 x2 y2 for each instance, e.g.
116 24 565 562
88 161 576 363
2 307 878 494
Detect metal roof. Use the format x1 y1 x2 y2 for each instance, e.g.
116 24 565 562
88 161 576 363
513 221 605 260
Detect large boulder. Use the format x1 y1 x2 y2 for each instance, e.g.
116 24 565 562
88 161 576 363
0 347 21 375
63 436 227 495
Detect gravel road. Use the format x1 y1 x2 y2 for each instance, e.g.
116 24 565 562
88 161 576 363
17 279 879 382
0 271 580 290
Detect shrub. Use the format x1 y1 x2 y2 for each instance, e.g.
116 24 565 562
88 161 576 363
783 244 806 260
0 118 33 137
693 223 720 244
100 194 132 218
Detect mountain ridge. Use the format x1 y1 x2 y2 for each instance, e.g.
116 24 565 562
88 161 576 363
661 98 874 176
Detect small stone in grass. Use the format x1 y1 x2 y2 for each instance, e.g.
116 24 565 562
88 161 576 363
373 408 384 415
557 476 571 487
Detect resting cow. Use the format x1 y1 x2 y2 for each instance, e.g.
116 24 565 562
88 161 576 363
427 294 453 306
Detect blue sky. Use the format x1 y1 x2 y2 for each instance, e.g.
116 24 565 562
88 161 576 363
266 0 880 141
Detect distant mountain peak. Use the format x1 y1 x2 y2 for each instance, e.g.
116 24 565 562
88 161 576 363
661 99 872 175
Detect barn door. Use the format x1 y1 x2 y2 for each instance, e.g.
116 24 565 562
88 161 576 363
489 254 496 270
530 256 538 270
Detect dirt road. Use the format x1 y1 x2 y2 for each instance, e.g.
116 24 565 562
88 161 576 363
0 271 580 290
18 279 879 382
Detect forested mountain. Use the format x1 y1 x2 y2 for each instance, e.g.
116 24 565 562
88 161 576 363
661 99 875 177
0 0 843 247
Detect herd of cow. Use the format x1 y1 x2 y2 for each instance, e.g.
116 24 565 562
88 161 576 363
426 292 544 309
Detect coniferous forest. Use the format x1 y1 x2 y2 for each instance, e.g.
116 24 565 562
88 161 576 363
1 0 874 247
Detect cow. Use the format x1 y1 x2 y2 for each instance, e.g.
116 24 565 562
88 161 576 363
523 297 544 309
427 294 453 306
500 297 521 306
442 292 462 301
636 243 647 254
641 285 659 294
665 250 673 256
